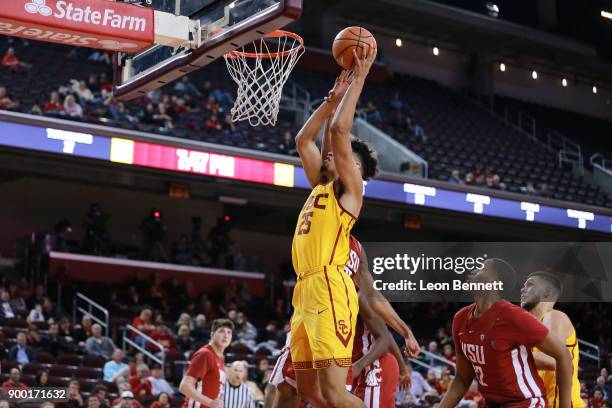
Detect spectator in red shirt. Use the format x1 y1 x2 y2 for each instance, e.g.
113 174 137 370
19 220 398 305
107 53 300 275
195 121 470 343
0 86 19 111
150 392 171 408
1 48 31 72
589 389 605 408
462 380 485 408
2 368 28 390
129 364 152 399
203 96 219 113
150 324 176 352
132 308 156 347
442 343 455 363
205 114 222 132
179 318 235 408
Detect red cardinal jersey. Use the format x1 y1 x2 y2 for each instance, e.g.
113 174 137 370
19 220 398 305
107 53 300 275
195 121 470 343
344 235 362 289
453 300 549 407
182 344 226 408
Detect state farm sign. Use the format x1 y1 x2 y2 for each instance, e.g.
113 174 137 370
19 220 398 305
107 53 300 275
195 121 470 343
0 0 154 52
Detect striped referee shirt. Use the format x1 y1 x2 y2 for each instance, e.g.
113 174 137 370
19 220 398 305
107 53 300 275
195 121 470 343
223 381 255 408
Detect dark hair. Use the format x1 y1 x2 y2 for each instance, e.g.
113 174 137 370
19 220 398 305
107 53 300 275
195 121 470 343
35 370 48 386
211 318 234 333
528 271 563 297
488 258 517 290
351 138 379 181
92 384 108 395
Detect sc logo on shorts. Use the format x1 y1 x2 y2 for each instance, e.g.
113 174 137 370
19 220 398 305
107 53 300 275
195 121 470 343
337 320 349 335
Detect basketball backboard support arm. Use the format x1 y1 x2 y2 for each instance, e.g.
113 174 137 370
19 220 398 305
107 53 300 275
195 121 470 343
113 0 303 101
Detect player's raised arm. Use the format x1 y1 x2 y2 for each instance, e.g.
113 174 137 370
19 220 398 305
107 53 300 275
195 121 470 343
351 293 391 378
357 245 421 356
535 332 573 408
329 47 377 215
296 71 351 188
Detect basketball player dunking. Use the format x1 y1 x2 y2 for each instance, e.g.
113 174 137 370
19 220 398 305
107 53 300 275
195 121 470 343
290 46 378 408
439 259 573 408
268 235 410 408
521 271 585 408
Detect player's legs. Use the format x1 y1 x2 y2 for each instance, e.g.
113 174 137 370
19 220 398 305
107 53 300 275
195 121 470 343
272 382 300 408
294 368 326 407
264 383 278 408
378 353 400 408
318 361 366 408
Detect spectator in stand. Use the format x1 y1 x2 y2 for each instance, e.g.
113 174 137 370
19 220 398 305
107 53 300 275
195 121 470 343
203 95 220 114
0 291 16 319
87 395 101 408
29 103 42 115
595 375 609 400
27 303 44 323
129 364 152 399
363 101 382 123
192 314 209 343
86 323 115 359
407 362 432 400
424 341 440 365
150 325 177 352
44 91 63 114
104 349 130 383
41 297 56 321
9 332 33 365
26 284 45 310
114 390 139 408
63 95 83 118
151 392 171 408
235 313 257 348
72 80 95 104
25 324 42 349
36 370 49 387
442 343 455 363
2 368 28 389
74 314 94 347
67 380 84 407
460 380 485 408
279 130 296 155
448 169 463 184
88 74 101 95
92 384 111 408
174 76 201 97
1 47 31 72
465 172 475 186
250 359 270 391
426 369 439 391
205 114 223 132
132 309 155 347
589 389 605 408
126 354 145 380
176 324 195 355
522 181 538 195
406 115 427 141
42 322 73 356
254 322 281 356
176 313 193 332
7 284 26 313
59 317 76 346
389 92 404 112
148 365 174 397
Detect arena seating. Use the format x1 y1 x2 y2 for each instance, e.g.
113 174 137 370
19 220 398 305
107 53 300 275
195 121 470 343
0 40 610 207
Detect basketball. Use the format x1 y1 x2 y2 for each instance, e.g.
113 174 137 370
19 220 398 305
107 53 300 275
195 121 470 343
332 26 377 70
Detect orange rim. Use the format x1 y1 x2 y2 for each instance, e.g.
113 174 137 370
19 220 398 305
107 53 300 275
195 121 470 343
225 30 304 59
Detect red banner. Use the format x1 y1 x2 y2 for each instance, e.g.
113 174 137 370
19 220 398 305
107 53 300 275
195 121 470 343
0 0 154 52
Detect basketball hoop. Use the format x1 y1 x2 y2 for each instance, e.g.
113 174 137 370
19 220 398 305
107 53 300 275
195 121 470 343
224 30 304 127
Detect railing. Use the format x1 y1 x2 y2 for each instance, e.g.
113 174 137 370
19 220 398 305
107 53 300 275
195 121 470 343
123 324 165 374
591 153 612 175
409 349 455 378
72 292 110 337
578 339 601 369
548 131 584 175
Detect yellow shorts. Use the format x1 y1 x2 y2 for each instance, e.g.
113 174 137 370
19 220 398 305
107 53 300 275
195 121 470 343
290 265 358 370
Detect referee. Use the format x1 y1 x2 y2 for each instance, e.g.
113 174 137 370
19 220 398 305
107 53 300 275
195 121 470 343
223 361 256 408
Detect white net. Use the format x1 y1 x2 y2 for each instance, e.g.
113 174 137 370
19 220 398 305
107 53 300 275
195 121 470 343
224 30 304 127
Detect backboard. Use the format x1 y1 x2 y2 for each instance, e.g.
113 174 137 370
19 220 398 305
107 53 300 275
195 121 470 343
112 0 302 100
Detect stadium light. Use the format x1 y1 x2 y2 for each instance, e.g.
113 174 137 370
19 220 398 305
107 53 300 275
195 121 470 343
499 63 506 72
601 10 612 20
395 38 402 47
593 86 598 94
532 70 538 80
562 78 567 87
433 46 439 56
